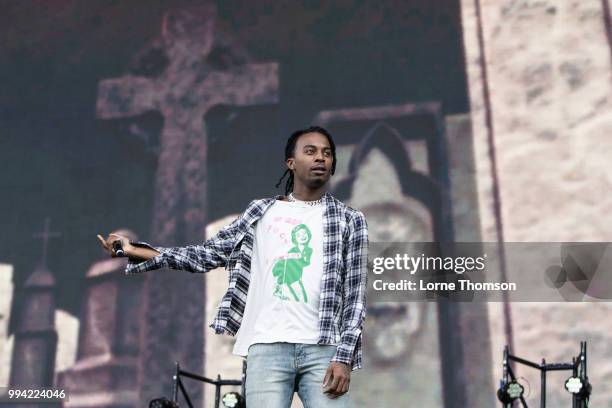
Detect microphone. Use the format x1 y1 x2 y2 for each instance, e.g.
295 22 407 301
112 240 125 257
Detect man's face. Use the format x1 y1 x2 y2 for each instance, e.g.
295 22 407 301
287 132 333 189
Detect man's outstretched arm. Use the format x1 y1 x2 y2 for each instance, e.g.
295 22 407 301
97 208 248 275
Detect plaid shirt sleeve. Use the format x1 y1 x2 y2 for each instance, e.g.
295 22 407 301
124 212 246 275
331 210 368 368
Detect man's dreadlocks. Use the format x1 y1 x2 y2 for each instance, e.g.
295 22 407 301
275 126 337 196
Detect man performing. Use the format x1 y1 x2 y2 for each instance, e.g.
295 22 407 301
97 126 369 407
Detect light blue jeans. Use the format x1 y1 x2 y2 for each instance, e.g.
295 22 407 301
245 342 350 408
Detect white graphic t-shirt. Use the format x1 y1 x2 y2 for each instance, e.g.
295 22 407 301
232 198 326 357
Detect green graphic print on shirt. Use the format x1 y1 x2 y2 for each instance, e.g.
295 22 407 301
271 224 313 303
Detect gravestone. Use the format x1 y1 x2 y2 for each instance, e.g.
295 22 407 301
9 266 58 389
57 230 143 408
10 218 60 389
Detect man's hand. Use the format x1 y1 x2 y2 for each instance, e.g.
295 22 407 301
97 233 134 258
322 361 351 398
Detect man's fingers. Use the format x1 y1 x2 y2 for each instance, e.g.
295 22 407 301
341 378 350 394
97 234 110 250
327 378 342 398
327 377 346 398
327 373 341 395
335 377 347 396
322 366 332 388
108 234 123 244
323 362 352 399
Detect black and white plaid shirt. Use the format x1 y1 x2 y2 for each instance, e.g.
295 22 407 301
126 191 369 370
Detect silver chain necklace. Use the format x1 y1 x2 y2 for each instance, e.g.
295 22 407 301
287 192 323 206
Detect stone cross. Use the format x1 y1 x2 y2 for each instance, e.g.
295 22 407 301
97 5 278 246
96 5 278 405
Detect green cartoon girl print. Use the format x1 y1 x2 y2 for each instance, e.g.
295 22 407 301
272 224 313 302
